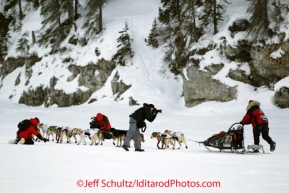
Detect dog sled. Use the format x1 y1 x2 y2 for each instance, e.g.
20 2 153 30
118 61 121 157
197 123 246 153
195 123 268 154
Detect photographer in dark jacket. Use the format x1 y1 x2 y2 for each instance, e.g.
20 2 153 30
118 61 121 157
122 103 160 152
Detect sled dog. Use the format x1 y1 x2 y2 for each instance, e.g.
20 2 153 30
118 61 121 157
164 130 188 149
77 128 103 146
129 133 145 148
150 132 174 149
109 128 127 147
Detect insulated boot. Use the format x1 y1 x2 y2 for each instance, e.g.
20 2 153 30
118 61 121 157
135 148 145 152
252 144 259 153
122 145 129 151
17 138 25 145
270 141 276 152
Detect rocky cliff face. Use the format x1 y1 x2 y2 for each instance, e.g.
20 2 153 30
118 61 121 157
1 13 289 108
17 59 116 107
1 38 289 108
182 64 237 107
180 35 289 108
274 87 289 108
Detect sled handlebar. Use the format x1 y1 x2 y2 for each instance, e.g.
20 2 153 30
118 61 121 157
227 122 243 132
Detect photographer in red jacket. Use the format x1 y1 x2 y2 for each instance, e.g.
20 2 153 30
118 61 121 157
240 100 276 152
90 113 112 132
17 117 47 145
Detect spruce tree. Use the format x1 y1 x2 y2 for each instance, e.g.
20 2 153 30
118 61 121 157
16 31 30 56
4 0 24 31
0 31 10 62
112 22 134 66
39 0 74 52
156 0 203 74
246 0 269 40
199 0 229 35
5 0 23 19
82 0 104 38
147 18 159 48
158 0 181 24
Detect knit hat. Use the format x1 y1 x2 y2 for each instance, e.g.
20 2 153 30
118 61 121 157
149 104 155 108
248 100 254 104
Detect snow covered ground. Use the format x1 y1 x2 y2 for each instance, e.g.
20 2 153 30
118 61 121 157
0 98 289 193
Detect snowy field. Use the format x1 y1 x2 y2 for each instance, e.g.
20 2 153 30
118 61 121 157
0 98 289 193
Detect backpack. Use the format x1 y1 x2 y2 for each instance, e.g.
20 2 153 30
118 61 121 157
17 119 31 131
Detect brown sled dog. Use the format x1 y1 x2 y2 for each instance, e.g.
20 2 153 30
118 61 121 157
150 132 174 149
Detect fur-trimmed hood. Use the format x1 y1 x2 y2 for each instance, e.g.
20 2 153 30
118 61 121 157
246 100 260 111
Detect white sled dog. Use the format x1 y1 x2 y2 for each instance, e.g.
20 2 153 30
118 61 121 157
38 123 53 141
76 128 103 146
164 130 188 149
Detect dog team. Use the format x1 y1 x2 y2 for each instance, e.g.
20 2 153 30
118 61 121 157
9 103 188 151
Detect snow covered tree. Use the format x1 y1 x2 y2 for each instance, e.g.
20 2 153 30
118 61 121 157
4 0 24 32
158 0 181 24
112 22 134 66
16 31 30 56
82 0 105 38
147 18 159 48
4 0 23 19
157 0 203 74
0 31 10 62
198 0 229 35
183 0 203 42
62 0 74 27
0 13 12 62
39 0 75 52
246 0 269 40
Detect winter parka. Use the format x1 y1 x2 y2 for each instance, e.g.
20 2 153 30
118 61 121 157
93 113 111 132
240 100 269 129
17 118 44 140
129 103 157 128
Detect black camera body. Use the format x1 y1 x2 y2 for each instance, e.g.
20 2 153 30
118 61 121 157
155 109 162 113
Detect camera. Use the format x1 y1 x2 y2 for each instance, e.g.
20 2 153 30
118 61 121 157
155 109 162 113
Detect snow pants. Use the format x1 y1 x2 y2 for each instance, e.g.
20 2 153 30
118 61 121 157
253 124 273 145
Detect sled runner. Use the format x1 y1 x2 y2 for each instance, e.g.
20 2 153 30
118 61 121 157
198 123 246 153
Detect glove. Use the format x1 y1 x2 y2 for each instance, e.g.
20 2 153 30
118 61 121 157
43 138 48 143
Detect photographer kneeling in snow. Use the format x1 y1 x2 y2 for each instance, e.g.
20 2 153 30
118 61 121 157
122 103 160 152
240 100 276 152
11 117 47 145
